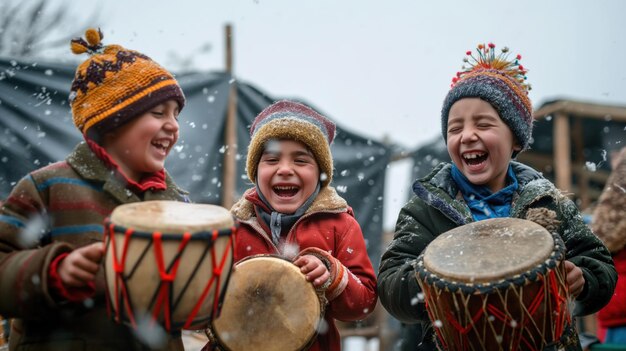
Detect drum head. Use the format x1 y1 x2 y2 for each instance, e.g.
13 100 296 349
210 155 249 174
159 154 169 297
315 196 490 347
423 218 553 283
110 200 233 234
212 256 321 351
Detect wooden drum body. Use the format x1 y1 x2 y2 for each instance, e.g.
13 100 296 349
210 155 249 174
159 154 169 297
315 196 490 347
416 218 571 351
103 200 236 332
211 256 324 351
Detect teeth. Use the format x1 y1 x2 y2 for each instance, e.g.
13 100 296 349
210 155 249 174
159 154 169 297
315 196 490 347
152 140 170 149
463 152 485 159
274 186 298 190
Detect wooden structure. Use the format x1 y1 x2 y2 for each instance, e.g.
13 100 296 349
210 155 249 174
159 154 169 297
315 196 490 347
518 99 626 209
222 24 238 209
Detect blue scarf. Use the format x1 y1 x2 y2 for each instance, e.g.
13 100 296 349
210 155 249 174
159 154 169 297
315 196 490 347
255 182 321 245
451 164 518 221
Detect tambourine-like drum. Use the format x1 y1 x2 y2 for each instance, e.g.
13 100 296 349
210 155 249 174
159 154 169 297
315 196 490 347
211 256 325 351
103 201 236 332
416 218 571 351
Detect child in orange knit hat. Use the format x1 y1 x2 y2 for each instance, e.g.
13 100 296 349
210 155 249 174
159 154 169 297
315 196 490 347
0 28 188 350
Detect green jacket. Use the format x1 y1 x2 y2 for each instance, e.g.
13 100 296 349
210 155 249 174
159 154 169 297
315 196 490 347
0 142 188 351
378 161 617 351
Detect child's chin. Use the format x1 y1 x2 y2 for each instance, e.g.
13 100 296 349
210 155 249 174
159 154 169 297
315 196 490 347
272 201 303 214
466 174 491 185
144 162 165 173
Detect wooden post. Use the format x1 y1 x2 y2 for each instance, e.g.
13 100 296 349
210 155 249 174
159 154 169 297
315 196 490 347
553 113 572 193
222 24 238 208
572 117 589 208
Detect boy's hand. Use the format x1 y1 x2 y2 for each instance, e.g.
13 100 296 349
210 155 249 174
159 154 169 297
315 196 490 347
293 254 330 289
58 242 104 288
564 260 585 298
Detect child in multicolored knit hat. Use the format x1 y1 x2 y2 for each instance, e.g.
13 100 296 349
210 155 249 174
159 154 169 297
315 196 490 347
0 28 188 350
378 43 616 351
204 100 377 351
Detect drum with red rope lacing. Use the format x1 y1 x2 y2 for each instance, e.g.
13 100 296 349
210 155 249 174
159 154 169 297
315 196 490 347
103 200 236 333
415 218 572 351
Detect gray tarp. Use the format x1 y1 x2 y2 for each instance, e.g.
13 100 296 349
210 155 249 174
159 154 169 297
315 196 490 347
0 57 389 267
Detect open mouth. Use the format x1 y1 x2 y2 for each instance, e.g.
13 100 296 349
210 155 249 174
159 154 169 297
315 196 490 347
273 185 300 198
151 140 171 154
462 151 488 166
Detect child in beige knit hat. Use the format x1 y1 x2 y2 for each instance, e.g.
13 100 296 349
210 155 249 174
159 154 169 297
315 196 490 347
205 100 377 351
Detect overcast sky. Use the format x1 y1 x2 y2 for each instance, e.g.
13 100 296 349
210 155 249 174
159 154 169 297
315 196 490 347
44 0 626 229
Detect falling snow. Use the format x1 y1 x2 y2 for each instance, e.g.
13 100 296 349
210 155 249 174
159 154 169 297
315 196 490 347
585 161 597 172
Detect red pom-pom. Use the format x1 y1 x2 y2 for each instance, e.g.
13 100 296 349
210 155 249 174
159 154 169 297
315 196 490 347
488 43 495 48
466 50 472 55
516 54 522 60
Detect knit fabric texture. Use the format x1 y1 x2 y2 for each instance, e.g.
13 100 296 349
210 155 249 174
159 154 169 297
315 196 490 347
247 100 336 187
69 28 185 140
441 43 533 154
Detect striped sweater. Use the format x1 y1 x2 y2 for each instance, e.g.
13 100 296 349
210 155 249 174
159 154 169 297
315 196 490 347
0 142 188 351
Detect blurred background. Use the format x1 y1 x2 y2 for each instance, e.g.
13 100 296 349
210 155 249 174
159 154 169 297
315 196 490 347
1 0 625 350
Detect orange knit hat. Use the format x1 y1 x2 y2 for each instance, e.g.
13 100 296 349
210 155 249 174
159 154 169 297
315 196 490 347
69 28 185 141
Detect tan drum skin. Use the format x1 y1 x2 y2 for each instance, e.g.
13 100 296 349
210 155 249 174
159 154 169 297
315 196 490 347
103 200 235 332
416 218 571 351
212 256 323 351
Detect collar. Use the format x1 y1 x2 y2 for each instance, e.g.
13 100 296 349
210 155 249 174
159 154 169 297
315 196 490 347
253 183 321 245
67 142 186 204
233 186 348 221
451 164 519 203
451 164 518 220
85 138 167 193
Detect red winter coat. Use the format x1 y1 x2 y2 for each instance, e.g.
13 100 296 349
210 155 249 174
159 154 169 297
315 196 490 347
597 249 626 328
216 186 377 351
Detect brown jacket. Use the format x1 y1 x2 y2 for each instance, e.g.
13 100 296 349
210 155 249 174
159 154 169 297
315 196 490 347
0 142 187 351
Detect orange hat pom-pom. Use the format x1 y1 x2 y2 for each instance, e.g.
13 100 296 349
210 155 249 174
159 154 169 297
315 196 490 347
70 27 104 55
70 40 89 55
84 28 103 47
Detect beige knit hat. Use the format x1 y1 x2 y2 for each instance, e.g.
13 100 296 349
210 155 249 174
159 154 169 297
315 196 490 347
247 100 336 187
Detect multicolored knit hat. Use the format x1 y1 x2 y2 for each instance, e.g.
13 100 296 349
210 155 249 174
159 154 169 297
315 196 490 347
247 100 336 187
441 43 533 155
69 28 185 141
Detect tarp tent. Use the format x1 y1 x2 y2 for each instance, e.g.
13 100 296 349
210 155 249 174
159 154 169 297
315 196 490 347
0 57 390 267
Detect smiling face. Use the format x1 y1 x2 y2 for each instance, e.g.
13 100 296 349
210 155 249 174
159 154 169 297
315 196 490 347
446 98 521 193
102 100 180 181
257 139 321 214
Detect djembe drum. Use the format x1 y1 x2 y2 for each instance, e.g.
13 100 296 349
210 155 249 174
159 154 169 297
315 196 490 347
416 218 571 351
103 200 236 332
210 255 325 351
